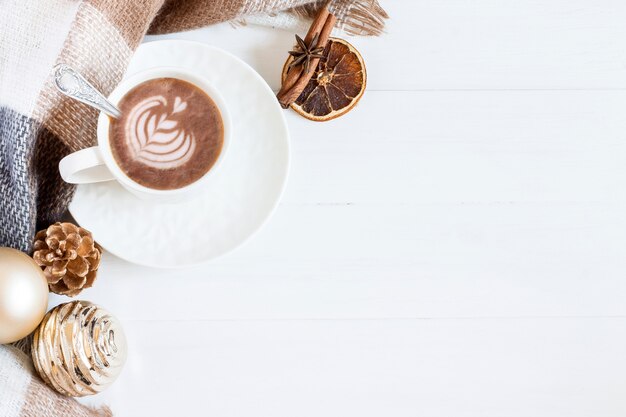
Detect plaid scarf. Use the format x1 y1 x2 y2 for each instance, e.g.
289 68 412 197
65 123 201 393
0 345 112 417
0 0 386 253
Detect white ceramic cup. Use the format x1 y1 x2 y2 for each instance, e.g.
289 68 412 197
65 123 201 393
59 67 231 202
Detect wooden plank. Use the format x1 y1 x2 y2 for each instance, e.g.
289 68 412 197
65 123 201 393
83 318 626 417
283 90 626 205
148 1 626 90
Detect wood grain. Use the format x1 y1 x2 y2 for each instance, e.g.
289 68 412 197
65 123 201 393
149 1 626 91
85 318 626 417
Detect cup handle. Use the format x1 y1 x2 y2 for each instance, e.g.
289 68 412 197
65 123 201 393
59 147 115 184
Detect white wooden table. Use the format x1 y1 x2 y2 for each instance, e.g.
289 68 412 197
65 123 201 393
66 2 626 415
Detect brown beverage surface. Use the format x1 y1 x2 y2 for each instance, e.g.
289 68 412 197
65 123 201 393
109 78 224 190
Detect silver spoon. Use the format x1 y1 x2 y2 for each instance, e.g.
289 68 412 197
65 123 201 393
53 63 122 119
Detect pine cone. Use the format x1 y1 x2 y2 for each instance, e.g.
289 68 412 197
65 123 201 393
32 223 102 297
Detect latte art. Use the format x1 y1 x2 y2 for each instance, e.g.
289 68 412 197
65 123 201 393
110 77 224 190
126 95 196 169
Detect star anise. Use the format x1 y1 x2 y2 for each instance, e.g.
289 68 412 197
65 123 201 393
288 33 327 74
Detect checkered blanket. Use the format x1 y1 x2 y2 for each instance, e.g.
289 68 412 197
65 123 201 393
0 345 112 417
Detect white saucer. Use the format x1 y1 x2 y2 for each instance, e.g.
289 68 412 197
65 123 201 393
69 40 290 268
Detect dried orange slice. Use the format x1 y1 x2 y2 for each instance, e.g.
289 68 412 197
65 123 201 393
282 37 366 122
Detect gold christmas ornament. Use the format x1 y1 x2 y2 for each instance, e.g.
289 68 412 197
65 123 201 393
0 247 49 344
33 222 102 296
32 300 127 397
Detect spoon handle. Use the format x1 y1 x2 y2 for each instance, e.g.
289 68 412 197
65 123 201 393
53 64 122 119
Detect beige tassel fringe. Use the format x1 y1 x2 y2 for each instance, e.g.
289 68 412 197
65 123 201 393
289 0 388 36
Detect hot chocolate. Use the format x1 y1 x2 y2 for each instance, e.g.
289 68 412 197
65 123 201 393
109 77 224 190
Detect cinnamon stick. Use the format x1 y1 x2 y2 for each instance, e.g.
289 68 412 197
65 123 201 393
280 4 329 93
276 6 336 108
